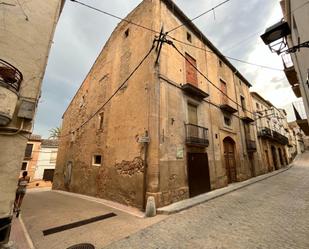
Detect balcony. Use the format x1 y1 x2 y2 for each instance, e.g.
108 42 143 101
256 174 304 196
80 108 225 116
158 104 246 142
272 130 289 145
241 112 255 123
246 139 257 152
181 83 209 101
292 84 301 98
258 127 272 139
0 59 23 92
258 127 289 145
185 123 209 147
282 54 298 86
220 101 237 114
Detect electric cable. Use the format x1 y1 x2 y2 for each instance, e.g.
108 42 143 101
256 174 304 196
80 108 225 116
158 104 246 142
167 0 230 33
170 41 257 116
70 0 283 72
169 36 283 71
70 0 159 34
59 41 156 138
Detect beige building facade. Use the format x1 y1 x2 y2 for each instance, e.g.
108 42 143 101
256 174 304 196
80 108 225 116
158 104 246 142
251 92 290 171
0 0 64 244
54 0 267 210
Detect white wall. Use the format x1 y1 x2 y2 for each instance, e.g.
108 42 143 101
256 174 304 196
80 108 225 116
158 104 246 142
34 147 58 180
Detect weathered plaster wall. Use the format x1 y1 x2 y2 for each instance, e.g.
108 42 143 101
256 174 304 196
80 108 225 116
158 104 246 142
0 0 63 219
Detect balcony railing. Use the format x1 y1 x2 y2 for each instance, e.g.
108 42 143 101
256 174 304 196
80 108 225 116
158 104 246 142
185 123 209 147
246 139 257 152
0 59 23 92
258 127 289 145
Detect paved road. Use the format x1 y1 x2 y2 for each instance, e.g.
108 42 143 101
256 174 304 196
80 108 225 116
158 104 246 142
104 153 309 249
21 190 165 249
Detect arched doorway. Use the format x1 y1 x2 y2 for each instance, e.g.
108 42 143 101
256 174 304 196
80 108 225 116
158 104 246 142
223 137 237 184
271 146 278 170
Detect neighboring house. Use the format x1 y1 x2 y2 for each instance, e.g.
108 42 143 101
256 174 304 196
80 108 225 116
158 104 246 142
288 121 306 156
53 0 281 210
280 0 309 133
251 92 290 171
21 134 42 181
0 0 65 243
33 139 58 187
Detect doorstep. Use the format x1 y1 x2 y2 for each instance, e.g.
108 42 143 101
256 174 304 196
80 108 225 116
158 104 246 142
157 165 292 215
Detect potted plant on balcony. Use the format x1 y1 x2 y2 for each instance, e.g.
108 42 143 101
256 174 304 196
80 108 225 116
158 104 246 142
0 66 17 83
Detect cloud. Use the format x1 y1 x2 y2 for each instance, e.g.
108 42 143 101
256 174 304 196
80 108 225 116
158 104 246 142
34 0 299 137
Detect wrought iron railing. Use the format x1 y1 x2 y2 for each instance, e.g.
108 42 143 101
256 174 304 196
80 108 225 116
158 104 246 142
0 59 23 91
258 127 289 145
185 123 209 147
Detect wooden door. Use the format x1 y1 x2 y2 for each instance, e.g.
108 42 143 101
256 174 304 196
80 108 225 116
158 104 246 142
185 53 198 86
187 153 211 197
223 137 237 183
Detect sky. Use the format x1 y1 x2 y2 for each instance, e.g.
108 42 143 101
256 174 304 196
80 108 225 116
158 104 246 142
33 0 300 138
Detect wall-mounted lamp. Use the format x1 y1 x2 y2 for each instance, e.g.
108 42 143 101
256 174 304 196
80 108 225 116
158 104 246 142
260 20 291 55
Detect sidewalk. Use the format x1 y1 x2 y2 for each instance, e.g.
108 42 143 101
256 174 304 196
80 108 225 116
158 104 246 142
9 215 34 249
157 165 293 215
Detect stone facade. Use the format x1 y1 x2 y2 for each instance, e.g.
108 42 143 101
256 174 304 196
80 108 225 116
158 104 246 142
54 0 293 209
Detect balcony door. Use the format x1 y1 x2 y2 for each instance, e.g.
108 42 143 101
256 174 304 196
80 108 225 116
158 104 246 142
187 153 211 197
220 80 228 105
185 53 198 86
188 103 198 138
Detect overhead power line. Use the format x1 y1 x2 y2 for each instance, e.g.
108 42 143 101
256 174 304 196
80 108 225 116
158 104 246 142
69 0 283 72
167 0 231 33
70 0 159 34
169 40 256 116
59 42 156 138
169 37 283 71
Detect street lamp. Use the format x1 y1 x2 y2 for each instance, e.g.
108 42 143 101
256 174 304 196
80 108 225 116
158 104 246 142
260 20 291 54
261 19 309 55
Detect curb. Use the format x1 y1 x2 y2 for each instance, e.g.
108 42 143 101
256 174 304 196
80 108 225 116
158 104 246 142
19 215 35 249
157 165 293 215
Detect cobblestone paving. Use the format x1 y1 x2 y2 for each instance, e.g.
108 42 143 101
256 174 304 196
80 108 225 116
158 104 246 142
104 160 309 249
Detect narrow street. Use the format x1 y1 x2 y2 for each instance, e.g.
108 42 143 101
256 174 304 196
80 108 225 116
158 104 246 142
104 153 309 249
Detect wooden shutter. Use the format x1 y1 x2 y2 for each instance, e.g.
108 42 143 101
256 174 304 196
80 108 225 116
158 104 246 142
185 53 198 86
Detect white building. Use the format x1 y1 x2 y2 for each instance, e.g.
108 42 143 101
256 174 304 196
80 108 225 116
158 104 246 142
33 139 58 185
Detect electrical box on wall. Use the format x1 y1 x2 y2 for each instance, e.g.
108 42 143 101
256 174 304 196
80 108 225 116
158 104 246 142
17 100 36 120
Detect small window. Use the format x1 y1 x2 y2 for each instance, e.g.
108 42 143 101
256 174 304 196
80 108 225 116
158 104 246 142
21 162 27 170
187 32 192 43
125 28 129 38
98 112 104 130
219 60 223 67
92 155 102 166
239 80 242 85
240 96 246 110
256 103 260 109
24 144 33 158
224 115 232 126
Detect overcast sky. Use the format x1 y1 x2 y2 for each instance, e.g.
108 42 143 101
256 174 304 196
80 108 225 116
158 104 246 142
33 0 300 138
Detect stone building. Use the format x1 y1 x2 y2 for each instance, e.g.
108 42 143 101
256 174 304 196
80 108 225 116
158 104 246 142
251 92 290 171
54 0 265 209
280 0 309 134
0 0 65 244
